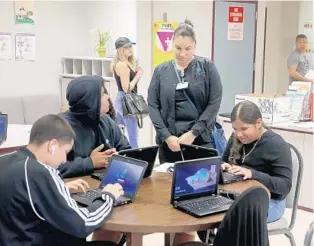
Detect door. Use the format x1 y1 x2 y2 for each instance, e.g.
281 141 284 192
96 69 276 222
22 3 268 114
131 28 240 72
213 1 257 113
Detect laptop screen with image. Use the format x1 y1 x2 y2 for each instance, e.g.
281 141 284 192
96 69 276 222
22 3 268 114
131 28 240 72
99 158 145 199
0 114 8 139
173 159 219 199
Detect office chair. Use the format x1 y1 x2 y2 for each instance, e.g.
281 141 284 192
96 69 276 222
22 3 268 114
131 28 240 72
179 186 269 246
267 143 304 246
304 222 314 246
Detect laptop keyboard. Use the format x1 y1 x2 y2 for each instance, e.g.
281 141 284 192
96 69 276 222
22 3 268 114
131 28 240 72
181 196 232 211
223 172 243 184
77 189 102 200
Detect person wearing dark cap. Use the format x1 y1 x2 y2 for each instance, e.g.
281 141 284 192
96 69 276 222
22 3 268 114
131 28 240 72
110 37 143 148
58 75 131 178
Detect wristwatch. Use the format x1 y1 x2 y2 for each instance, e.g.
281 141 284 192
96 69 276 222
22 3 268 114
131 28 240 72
191 129 200 137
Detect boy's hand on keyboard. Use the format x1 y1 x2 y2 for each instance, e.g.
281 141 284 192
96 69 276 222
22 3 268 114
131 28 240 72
66 179 90 193
228 166 252 180
221 163 232 171
102 183 124 200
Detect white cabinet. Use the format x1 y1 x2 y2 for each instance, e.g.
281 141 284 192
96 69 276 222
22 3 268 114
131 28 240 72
301 134 314 209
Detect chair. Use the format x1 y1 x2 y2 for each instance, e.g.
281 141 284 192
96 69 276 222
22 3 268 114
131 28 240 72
303 222 314 246
267 143 304 246
179 186 269 246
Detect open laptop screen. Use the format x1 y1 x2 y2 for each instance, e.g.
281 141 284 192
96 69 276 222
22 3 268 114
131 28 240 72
0 114 8 141
99 157 146 199
173 158 220 200
180 144 218 161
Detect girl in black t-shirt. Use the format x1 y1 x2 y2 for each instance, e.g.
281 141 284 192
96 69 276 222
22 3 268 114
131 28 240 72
222 100 292 223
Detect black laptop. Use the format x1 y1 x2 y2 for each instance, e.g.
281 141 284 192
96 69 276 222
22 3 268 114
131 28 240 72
179 144 243 184
170 157 233 218
72 155 148 207
118 146 159 177
91 146 158 180
166 144 218 173
220 169 244 184
180 144 218 160
0 113 8 146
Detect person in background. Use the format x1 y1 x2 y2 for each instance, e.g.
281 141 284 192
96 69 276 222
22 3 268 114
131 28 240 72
111 37 143 148
102 85 117 122
0 114 124 246
222 100 292 222
287 34 313 84
58 75 131 178
147 19 223 165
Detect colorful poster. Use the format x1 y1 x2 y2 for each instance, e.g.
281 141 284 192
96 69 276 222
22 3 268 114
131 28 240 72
304 21 313 53
15 33 35 61
0 33 13 60
14 0 35 24
228 6 244 41
153 21 178 68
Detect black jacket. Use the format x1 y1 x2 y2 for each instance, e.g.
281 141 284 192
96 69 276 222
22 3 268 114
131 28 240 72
0 148 115 246
147 56 222 144
58 76 131 178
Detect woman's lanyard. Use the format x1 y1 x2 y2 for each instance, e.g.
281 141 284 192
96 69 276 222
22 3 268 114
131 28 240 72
171 60 201 114
172 61 189 90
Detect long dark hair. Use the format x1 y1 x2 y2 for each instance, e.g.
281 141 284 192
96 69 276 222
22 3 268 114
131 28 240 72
229 100 267 164
101 82 117 122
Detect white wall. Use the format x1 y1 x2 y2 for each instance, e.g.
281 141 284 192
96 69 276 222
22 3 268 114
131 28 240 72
263 1 300 94
0 1 137 98
0 1 89 97
299 0 313 34
83 1 136 57
136 1 154 147
153 1 213 58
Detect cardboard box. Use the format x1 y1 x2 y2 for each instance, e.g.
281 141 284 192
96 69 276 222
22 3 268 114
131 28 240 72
235 94 291 124
287 82 312 121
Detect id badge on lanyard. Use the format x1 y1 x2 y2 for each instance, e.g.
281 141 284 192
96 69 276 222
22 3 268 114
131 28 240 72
172 61 189 90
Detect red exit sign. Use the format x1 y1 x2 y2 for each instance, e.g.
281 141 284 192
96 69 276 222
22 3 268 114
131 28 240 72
229 6 244 23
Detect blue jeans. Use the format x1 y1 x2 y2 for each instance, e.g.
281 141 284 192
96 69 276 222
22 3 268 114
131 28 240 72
267 199 286 223
115 91 139 148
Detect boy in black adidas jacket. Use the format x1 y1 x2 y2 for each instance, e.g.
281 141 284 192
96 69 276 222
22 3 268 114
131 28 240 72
0 114 124 246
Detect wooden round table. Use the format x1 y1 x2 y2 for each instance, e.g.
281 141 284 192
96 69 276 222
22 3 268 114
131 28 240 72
79 172 268 246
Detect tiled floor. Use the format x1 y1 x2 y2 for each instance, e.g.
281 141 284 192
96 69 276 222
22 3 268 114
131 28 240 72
138 209 314 246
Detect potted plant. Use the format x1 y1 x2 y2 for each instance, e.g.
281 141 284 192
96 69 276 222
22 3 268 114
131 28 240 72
94 29 111 57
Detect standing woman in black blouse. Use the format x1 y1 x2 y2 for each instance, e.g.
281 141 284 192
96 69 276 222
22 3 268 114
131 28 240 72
222 100 292 223
111 37 143 148
148 19 223 164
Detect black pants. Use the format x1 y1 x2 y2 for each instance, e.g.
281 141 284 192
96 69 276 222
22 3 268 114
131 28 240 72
158 139 215 164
